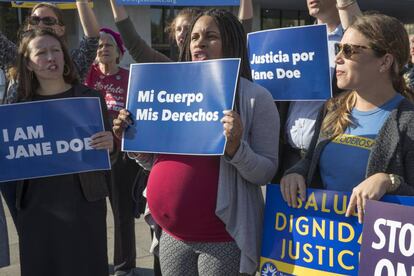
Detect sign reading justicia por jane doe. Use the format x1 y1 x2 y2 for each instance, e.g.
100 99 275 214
248 24 331 101
122 58 240 155
0 98 111 182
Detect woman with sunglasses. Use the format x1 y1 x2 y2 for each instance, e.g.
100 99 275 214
84 27 143 276
0 0 100 224
0 0 99 102
281 13 414 223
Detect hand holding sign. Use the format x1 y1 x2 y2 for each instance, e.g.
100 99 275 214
122 59 240 155
90 131 114 152
345 172 391 223
221 110 243 157
112 109 133 140
0 98 110 182
280 173 307 208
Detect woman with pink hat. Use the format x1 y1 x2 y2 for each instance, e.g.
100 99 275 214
84 27 140 276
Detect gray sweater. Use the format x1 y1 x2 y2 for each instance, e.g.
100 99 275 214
136 77 280 274
285 98 414 196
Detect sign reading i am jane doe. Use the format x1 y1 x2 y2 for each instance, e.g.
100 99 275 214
116 0 239 6
123 58 240 155
248 24 331 101
0 98 111 182
260 185 414 276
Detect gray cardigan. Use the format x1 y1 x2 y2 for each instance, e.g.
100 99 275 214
136 78 280 274
285 98 414 196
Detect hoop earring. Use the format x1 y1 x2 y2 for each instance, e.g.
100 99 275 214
63 64 70 76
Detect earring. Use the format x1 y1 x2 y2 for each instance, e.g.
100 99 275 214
63 64 70 76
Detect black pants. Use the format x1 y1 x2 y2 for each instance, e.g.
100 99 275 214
109 153 140 273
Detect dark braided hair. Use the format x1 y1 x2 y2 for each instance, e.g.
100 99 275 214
179 9 252 111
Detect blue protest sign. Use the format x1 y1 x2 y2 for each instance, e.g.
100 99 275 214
116 0 239 6
260 185 414 276
248 25 331 101
0 98 110 183
122 58 240 155
359 200 414 276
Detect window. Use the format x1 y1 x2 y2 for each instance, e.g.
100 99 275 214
151 6 180 59
0 3 30 43
261 8 312 30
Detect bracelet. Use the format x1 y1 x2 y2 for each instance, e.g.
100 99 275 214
387 174 402 193
336 0 357 10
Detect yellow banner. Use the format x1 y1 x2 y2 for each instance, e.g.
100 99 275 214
260 257 348 276
11 1 93 9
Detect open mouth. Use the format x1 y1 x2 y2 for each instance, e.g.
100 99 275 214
192 51 208 61
336 70 345 77
47 64 58 71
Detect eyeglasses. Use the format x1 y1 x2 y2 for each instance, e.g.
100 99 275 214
27 16 62 26
334 43 370 59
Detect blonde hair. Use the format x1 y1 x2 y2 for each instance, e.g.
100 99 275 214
165 8 201 43
321 91 357 138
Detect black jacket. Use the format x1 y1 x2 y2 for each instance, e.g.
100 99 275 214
15 84 113 209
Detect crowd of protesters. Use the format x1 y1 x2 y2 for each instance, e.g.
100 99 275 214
0 0 414 275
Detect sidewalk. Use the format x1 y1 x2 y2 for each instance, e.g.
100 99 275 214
0 198 155 276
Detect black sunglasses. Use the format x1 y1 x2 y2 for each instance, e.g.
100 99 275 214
28 16 62 26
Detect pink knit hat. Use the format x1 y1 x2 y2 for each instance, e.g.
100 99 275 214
100 27 125 56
